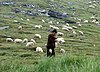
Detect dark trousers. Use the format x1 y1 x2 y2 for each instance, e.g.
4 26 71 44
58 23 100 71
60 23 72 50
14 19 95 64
47 47 55 57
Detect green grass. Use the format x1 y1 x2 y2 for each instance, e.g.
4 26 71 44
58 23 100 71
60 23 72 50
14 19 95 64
0 0 100 72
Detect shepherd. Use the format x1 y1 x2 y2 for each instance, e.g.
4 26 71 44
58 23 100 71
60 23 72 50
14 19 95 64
46 29 57 57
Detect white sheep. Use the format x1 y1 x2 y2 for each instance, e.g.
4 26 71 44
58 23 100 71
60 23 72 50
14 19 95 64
78 24 82 27
57 32 64 36
66 23 69 26
95 21 99 24
57 22 59 24
27 19 30 21
56 38 65 44
36 47 43 52
42 19 45 23
72 26 77 29
72 30 77 34
92 20 96 23
26 42 34 47
34 34 41 39
89 5 95 8
78 31 84 35
30 39 36 44
48 21 53 24
22 38 28 43
49 25 59 30
6 38 13 42
90 16 96 19
14 20 19 23
62 27 69 31
14 39 23 43
35 25 42 29
49 49 52 53
60 48 65 53
76 22 80 24
18 26 23 30
84 20 88 23
21 18 23 20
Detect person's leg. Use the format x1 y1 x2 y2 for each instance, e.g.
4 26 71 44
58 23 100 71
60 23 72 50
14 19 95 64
52 48 55 57
47 47 51 57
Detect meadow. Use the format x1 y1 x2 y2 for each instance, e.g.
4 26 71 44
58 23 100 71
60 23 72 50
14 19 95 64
0 0 100 72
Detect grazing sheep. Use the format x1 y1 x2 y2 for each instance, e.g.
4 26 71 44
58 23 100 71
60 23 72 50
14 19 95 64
49 25 59 30
57 32 64 36
6 38 13 42
72 30 77 34
90 16 95 19
36 47 43 52
34 34 41 39
57 22 59 24
78 31 84 35
95 21 99 24
14 20 19 23
56 38 65 44
78 24 82 27
66 23 69 26
14 39 23 43
60 48 65 53
92 20 96 23
62 27 69 31
26 42 34 47
18 26 23 30
22 38 28 43
84 20 88 23
27 19 30 21
21 18 23 20
76 22 80 24
48 21 53 24
89 5 95 8
88 1 92 4
35 25 42 29
42 19 45 23
72 26 77 29
30 39 36 44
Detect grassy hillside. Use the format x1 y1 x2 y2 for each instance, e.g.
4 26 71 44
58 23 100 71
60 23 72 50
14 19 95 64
0 0 100 72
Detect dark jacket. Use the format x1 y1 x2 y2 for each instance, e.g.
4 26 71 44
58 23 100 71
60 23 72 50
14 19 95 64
47 34 57 48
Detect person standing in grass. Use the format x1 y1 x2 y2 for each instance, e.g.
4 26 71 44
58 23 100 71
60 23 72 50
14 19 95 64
47 29 57 57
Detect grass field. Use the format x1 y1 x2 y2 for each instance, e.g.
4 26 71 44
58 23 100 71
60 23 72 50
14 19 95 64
0 0 100 72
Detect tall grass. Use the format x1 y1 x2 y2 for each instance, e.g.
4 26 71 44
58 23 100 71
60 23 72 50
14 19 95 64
0 55 100 72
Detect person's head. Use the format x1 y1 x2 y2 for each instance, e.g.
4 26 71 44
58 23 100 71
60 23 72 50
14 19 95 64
51 29 57 35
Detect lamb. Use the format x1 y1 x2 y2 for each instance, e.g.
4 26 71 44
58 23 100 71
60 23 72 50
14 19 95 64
57 32 64 36
30 39 36 44
26 42 34 47
60 48 65 53
14 39 23 43
22 38 28 43
36 47 43 52
35 25 42 29
6 38 13 42
18 26 23 30
34 34 41 39
78 24 82 27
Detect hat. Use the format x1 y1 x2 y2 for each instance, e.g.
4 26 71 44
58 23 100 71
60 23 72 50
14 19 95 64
51 29 57 33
